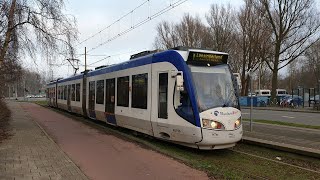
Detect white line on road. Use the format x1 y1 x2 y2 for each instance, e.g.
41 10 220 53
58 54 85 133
281 116 295 119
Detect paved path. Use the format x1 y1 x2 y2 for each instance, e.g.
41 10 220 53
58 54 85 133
21 102 208 180
0 101 88 180
242 122 320 157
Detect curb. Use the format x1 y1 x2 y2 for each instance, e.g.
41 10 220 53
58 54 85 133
241 136 320 159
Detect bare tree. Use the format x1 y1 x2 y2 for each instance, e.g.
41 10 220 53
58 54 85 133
153 21 179 49
236 0 273 95
175 14 209 48
257 0 320 100
153 14 209 49
206 4 236 52
305 40 320 84
0 0 78 67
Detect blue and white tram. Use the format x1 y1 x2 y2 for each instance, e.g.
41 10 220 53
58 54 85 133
46 48 242 149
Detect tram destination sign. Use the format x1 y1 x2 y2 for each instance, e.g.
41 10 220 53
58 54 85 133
187 51 228 66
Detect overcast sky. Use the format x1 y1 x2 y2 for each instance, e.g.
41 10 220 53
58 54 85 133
25 0 244 79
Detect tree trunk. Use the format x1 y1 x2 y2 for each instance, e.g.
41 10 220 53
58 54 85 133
0 0 17 67
271 63 279 103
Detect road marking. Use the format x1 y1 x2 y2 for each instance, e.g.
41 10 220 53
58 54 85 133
281 116 295 119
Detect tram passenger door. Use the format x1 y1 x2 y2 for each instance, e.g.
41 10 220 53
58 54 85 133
88 81 96 118
151 71 171 139
67 85 71 111
105 78 116 125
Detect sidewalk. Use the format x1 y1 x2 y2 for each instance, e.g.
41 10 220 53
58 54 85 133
0 101 88 180
242 122 320 158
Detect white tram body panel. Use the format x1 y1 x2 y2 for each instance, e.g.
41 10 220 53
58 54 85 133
46 48 243 149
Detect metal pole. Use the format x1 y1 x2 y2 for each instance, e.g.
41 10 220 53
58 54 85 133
250 73 253 132
259 60 261 91
85 47 87 71
23 77 26 101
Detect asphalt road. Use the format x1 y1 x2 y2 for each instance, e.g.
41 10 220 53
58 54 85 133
242 109 320 126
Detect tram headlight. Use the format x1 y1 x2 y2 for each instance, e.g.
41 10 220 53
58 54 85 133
234 117 242 129
202 119 225 130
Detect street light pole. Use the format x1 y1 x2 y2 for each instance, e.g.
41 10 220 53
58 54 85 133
259 60 261 91
247 69 253 132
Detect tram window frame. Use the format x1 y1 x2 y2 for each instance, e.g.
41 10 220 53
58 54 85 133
132 73 148 109
71 84 76 101
117 76 129 107
76 83 81 102
158 73 168 119
173 83 195 125
96 80 105 104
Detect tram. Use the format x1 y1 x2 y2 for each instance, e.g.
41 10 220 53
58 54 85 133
46 47 242 149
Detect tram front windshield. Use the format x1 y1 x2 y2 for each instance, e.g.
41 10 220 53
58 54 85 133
190 64 238 112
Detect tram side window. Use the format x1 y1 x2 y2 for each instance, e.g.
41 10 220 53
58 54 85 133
64 86 67 100
132 73 148 109
96 80 104 104
158 73 168 119
76 83 80 102
117 76 129 107
71 84 75 101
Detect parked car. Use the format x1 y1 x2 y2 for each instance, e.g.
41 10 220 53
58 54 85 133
280 95 303 107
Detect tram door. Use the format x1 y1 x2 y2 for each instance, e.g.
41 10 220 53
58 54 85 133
67 85 71 111
105 78 116 124
151 71 170 138
88 81 96 118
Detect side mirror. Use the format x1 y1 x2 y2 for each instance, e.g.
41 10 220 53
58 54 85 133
176 73 184 91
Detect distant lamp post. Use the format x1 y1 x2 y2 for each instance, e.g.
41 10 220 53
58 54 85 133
246 68 253 132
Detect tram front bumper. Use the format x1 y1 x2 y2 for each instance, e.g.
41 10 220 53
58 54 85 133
196 126 243 149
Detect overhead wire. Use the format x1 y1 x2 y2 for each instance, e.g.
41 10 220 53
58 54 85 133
86 48 148 66
59 0 188 73
86 0 188 54
76 0 150 47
